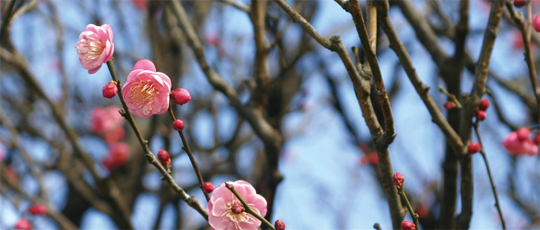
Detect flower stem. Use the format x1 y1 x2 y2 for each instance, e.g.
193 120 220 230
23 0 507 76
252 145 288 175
105 60 209 219
473 121 506 230
397 186 419 230
438 87 462 108
225 183 275 230
167 106 210 202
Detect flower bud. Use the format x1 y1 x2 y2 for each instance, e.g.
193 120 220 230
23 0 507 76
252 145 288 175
392 172 405 189
517 127 530 141
468 142 481 154
172 119 185 131
14 218 32 230
514 0 527 7
444 101 456 110
401 221 415 230
202 181 214 193
171 88 191 105
275 220 286 230
157 150 171 167
534 15 540 33
28 204 47 215
479 98 490 111
476 111 486 121
102 81 118 99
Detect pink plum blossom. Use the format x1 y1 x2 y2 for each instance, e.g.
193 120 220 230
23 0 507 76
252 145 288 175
502 131 539 156
208 180 267 230
91 106 124 135
76 24 114 74
122 60 171 118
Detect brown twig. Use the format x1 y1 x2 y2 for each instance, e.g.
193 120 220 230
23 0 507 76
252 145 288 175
167 107 210 202
504 2 540 115
106 60 209 219
457 2 505 229
373 0 464 156
345 0 395 144
0 167 78 230
473 122 506 230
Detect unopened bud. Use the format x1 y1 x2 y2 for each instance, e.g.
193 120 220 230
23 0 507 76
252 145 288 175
157 150 171 168
172 119 185 131
14 218 32 230
476 111 486 121
468 142 481 154
275 220 286 230
102 81 118 99
202 181 214 193
28 204 47 215
479 98 490 111
444 101 456 110
171 88 191 105
534 15 540 32
514 0 528 7
401 221 415 230
392 172 405 189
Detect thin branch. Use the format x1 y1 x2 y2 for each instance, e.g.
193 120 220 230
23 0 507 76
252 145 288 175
373 0 464 155
167 107 210 202
345 0 396 144
0 167 78 230
473 122 506 230
457 2 505 229
504 2 540 115
0 110 48 202
105 60 209 220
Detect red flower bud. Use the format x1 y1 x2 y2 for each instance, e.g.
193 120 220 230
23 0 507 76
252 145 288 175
275 220 286 230
444 101 456 110
392 172 405 189
172 119 185 131
514 0 527 7
14 218 32 230
171 88 191 105
479 98 490 111
202 181 214 193
102 81 118 99
468 142 481 154
401 221 415 230
476 111 486 121
517 127 530 141
28 204 47 215
157 150 171 167
534 15 540 33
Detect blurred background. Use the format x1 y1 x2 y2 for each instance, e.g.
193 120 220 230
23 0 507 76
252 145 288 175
1 0 539 229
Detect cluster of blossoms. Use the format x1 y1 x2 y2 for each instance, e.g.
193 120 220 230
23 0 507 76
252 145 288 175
502 127 539 156
77 24 283 230
91 106 130 170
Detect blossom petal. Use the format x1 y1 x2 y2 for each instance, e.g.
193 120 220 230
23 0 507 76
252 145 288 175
133 59 156 72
